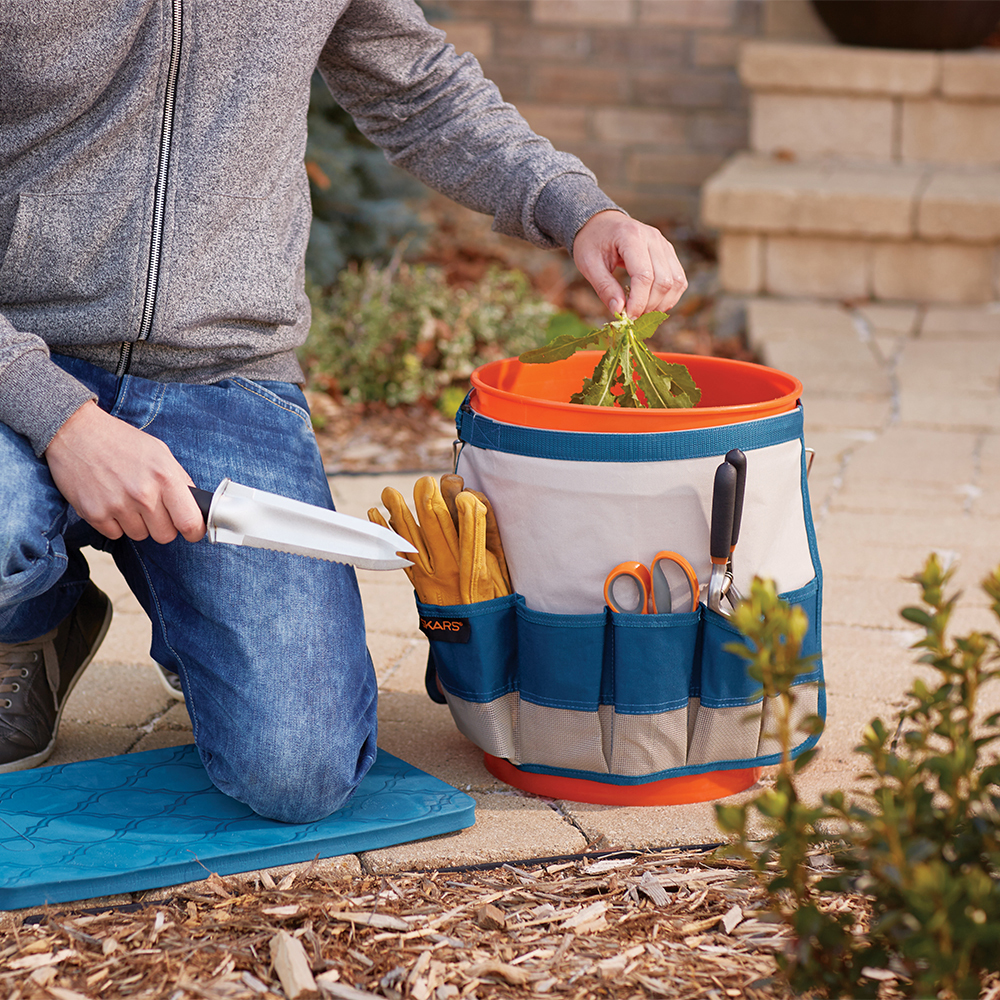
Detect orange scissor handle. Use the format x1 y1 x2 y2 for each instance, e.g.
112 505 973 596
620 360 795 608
650 551 699 614
604 561 652 614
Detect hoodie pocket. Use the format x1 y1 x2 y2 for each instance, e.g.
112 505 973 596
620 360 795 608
160 183 309 333
0 191 142 337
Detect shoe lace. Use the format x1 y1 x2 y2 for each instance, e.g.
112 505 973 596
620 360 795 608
0 638 55 710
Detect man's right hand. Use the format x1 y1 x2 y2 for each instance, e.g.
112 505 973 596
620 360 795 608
44 400 206 544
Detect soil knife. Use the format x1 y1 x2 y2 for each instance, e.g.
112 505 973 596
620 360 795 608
189 478 416 571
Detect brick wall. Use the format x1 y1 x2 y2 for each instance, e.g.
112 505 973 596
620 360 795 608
420 0 767 225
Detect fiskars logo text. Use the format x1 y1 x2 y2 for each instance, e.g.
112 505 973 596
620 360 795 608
420 617 464 632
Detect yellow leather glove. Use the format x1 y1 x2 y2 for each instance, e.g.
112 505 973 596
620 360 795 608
368 474 511 604
373 477 462 605
462 489 512 595
440 473 465 527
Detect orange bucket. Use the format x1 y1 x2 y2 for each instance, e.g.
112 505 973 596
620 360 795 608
470 352 801 432
484 754 761 806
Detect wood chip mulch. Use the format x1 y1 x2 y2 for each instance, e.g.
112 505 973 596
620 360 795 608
1 849 803 1000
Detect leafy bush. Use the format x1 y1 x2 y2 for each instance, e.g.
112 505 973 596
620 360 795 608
300 253 555 415
717 559 1000 999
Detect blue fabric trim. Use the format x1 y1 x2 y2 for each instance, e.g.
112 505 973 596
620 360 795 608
455 401 804 463
511 727 823 785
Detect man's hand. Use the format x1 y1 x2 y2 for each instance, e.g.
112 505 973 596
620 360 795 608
572 210 688 318
44 401 206 544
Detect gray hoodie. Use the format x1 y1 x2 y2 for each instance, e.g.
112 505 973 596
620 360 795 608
0 0 617 455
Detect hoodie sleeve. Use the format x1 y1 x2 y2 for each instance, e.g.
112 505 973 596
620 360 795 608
317 0 621 254
0 317 96 455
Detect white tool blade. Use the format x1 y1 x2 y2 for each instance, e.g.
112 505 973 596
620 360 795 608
205 479 416 571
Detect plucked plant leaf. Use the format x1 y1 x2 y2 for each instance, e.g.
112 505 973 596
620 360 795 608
517 329 603 364
520 310 701 409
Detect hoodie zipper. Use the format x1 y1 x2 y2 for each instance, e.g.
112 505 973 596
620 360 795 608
116 0 183 378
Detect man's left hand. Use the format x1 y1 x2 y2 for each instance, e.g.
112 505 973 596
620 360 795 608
572 210 688 318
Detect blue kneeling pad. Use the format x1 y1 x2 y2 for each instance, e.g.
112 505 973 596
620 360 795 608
0 745 475 909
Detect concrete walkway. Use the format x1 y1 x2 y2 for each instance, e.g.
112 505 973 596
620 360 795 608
6 299 999 916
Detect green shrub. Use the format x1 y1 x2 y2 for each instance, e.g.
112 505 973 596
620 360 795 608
717 558 1000 999
300 254 555 415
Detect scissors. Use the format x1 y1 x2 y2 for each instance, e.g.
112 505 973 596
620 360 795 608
708 449 747 615
604 551 700 614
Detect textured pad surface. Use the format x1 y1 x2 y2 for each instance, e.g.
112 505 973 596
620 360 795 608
0 745 475 909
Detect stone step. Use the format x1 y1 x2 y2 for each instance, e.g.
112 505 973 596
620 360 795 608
739 40 1000 168
703 153 1000 242
702 154 1000 304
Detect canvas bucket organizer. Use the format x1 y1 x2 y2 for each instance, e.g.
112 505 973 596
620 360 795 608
417 394 824 804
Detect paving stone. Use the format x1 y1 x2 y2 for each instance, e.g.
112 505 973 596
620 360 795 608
130 729 196 754
896 338 1000 399
45 721 138 768
66 659 171 728
561 785 769 851
378 637 431 694
823 574 926 630
921 304 1000 338
802 397 893 434
837 425 979 488
360 792 587 871
93 608 156 668
88 550 143 611
154 701 193 731
368 632 421 687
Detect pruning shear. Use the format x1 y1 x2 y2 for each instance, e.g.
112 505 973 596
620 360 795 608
708 449 747 615
604 552 699 615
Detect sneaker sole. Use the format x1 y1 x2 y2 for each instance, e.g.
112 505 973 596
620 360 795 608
0 592 114 774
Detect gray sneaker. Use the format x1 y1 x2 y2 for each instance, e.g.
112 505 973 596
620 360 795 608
0 582 112 772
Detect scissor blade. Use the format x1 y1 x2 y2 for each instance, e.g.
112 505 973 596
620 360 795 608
192 480 417 571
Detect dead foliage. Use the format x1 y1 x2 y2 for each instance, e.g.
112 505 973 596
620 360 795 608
0 849 815 1000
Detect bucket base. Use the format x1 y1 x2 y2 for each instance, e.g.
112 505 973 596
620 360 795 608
484 754 761 806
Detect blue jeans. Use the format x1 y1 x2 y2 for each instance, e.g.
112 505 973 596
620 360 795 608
0 355 378 823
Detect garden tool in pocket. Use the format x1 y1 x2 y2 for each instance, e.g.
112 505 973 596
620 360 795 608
605 551 699 614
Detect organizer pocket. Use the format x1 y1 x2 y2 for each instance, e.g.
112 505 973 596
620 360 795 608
417 594 519 760
605 610 700 776
688 576 824 768
515 600 611 773
419 576 823 779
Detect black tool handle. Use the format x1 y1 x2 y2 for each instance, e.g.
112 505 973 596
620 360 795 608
725 448 747 549
710 461 737 563
189 486 214 523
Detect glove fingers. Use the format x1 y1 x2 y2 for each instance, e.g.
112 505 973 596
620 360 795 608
414 476 461 565
455 490 488 604
440 474 464 530
380 487 434 577
484 548 507 598
465 489 512 592
369 507 419 591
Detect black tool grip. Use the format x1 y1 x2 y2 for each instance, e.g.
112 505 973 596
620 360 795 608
710 461 737 562
725 448 747 549
189 486 214 523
